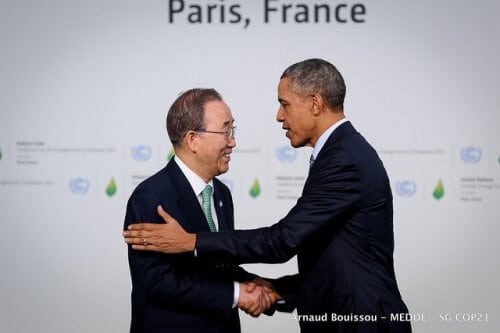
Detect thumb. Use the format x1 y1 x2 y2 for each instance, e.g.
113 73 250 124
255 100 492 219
246 282 257 293
157 205 174 224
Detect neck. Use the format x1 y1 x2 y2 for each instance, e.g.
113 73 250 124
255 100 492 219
175 150 212 183
312 110 345 147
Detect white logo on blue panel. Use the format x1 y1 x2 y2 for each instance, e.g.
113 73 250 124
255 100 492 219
131 145 152 161
276 145 297 162
69 178 90 194
460 146 482 164
395 180 417 197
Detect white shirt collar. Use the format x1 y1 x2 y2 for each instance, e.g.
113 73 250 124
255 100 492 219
311 118 349 160
173 155 213 197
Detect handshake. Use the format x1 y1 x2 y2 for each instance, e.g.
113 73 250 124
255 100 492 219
238 278 282 317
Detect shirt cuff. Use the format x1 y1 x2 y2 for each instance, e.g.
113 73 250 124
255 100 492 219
232 281 240 308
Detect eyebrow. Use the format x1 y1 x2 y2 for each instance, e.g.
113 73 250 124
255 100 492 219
221 118 235 128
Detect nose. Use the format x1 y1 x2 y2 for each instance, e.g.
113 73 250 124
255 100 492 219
276 106 284 122
227 136 236 148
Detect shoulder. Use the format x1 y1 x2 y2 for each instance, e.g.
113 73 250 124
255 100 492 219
213 177 231 196
323 122 377 160
128 165 175 204
135 167 169 190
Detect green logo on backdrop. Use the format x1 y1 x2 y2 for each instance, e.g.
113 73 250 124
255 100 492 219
167 148 175 161
0 148 2 161
249 179 261 198
433 180 445 200
106 177 117 197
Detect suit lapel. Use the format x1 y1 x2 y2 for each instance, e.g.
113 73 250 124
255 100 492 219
304 121 356 190
213 180 230 232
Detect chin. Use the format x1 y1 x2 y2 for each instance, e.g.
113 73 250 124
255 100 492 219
218 166 229 175
289 140 301 148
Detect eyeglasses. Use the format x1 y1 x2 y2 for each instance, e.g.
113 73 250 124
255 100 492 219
195 126 236 140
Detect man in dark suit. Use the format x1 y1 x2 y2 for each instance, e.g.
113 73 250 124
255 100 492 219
124 60 411 332
124 88 274 333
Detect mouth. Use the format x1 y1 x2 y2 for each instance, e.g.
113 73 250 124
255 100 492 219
223 152 232 162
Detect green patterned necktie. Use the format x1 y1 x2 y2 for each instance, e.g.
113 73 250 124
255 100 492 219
201 185 217 232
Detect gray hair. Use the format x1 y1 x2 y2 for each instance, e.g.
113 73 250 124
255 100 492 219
281 58 346 110
166 88 222 147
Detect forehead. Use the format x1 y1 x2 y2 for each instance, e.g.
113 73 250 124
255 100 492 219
278 77 302 102
278 77 292 93
203 100 233 125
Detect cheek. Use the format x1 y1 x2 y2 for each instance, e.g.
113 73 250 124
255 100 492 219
214 144 227 160
288 108 304 124
297 112 314 129
217 157 229 173
290 114 306 132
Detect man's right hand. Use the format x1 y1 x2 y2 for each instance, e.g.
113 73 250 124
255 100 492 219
237 279 282 317
123 205 196 253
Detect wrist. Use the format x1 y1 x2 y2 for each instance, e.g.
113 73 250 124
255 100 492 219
186 233 196 252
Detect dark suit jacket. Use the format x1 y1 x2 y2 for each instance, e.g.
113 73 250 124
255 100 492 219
124 159 254 333
196 122 411 333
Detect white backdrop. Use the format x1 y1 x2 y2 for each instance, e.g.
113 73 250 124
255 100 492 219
1 0 499 332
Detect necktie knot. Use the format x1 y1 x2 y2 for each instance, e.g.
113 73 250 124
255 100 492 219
201 185 217 232
309 154 315 169
202 184 213 198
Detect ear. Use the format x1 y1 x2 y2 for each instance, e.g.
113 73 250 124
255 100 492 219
310 93 324 116
184 131 199 153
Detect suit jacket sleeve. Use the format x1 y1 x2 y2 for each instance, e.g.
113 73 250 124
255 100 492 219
264 274 301 312
196 148 362 264
125 189 238 319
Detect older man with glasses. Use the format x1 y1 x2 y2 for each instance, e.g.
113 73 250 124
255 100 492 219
123 88 278 333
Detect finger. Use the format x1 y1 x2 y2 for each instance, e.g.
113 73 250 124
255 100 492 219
262 285 274 294
252 278 274 292
127 223 157 231
246 303 259 317
254 292 268 313
252 277 266 285
125 234 158 246
259 280 275 292
249 307 262 317
268 291 282 303
260 292 271 310
124 237 146 245
157 205 174 224
123 230 148 238
131 244 161 251
262 287 273 306
244 295 258 312
131 244 147 250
